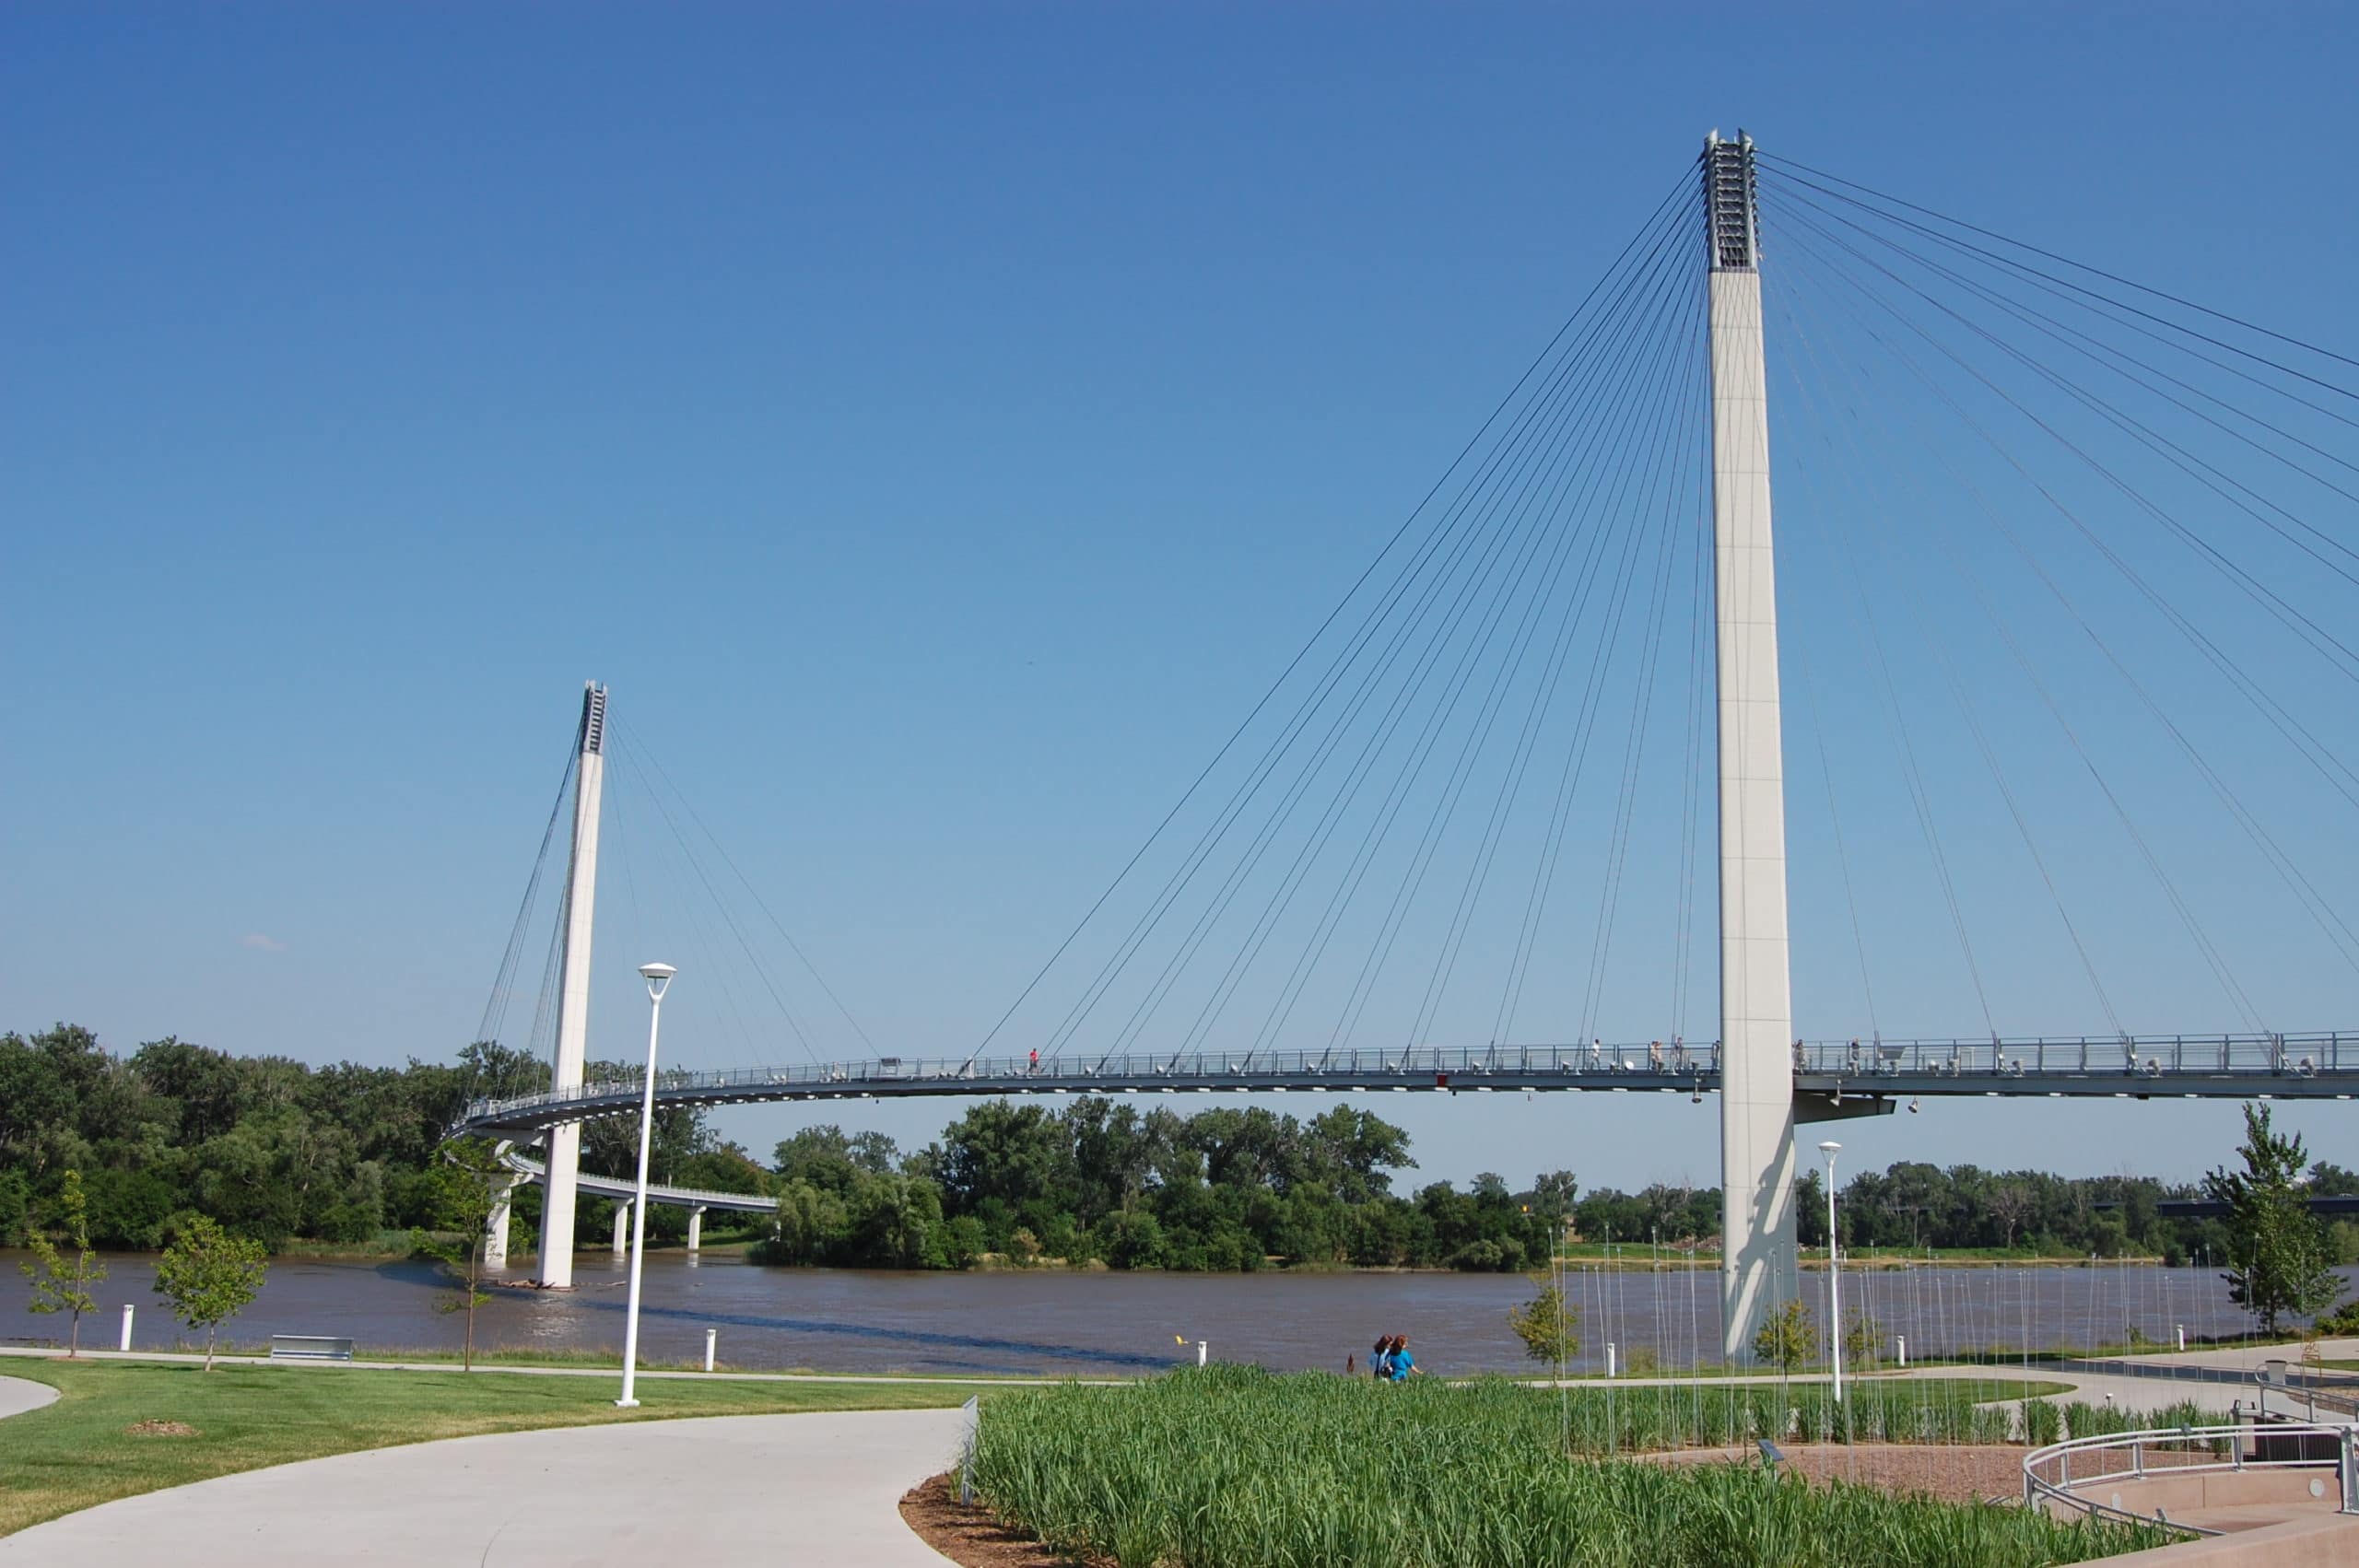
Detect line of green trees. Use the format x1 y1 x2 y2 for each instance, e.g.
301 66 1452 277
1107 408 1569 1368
6 1024 2354 1281
756 1099 1552 1270
0 1024 744 1253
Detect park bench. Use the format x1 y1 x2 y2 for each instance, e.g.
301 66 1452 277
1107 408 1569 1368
267 1335 355 1362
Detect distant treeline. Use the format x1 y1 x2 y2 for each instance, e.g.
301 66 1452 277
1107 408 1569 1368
4 1024 2346 1271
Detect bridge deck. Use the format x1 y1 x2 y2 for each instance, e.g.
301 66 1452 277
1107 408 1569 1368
498 1149 776 1213
457 1032 2359 1138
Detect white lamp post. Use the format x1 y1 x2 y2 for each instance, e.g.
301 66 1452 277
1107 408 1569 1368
616 962 676 1409
1819 1139 1842 1403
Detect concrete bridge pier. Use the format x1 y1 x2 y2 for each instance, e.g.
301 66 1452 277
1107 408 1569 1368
483 1176 516 1270
687 1206 706 1253
612 1201 631 1258
535 682 607 1291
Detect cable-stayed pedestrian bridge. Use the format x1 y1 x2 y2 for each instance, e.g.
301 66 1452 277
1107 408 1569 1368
457 1030 2359 1141
472 132 2359 1360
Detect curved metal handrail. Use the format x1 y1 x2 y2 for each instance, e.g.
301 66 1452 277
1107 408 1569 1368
2022 1420 2353 1538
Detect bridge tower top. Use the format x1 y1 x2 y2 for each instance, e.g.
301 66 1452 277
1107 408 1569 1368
580 680 608 755
1703 132 1760 271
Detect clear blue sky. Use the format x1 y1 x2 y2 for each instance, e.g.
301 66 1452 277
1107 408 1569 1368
7 4 2357 1188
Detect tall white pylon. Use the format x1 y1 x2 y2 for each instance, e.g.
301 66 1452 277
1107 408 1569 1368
1705 133 1801 1360
535 681 608 1289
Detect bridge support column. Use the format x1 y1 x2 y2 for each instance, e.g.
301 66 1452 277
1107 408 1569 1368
483 1176 517 1270
687 1206 706 1253
613 1201 631 1258
536 683 608 1290
1706 132 1801 1361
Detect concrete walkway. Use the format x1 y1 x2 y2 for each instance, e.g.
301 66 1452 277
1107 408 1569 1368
0 1377 58 1421
0 1409 965 1567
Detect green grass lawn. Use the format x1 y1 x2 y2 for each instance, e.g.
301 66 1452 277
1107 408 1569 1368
0 1358 977 1538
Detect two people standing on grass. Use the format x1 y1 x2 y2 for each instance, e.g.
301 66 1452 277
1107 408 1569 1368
1368 1334 1419 1383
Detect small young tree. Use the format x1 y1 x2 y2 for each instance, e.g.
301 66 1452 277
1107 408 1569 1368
411 1138 511 1371
1841 1308 1885 1371
2204 1103 2342 1335
1752 1298 1820 1373
153 1215 268 1370
1506 1274 1582 1372
20 1169 107 1356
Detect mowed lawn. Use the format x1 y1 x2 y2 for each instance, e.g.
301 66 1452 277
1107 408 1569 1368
0 1359 976 1538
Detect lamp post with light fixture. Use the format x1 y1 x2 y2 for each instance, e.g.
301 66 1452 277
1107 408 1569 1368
1819 1139 1843 1403
616 962 676 1409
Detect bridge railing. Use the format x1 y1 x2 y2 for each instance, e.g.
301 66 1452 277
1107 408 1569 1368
1801 1030 2354 1082
457 1030 2359 1129
457 1042 1717 1125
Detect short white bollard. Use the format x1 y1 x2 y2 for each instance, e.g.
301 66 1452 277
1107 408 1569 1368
1896 1334 1907 1368
1196 1340 1207 1367
2177 1326 2187 1352
119 1304 134 1352
1606 1343 1617 1379
704 1328 717 1373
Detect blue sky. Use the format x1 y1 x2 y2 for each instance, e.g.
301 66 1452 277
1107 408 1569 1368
7 4 2358 1188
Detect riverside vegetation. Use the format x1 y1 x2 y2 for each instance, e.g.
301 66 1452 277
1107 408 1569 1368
7 1023 2358 1278
968 1367 2177 1568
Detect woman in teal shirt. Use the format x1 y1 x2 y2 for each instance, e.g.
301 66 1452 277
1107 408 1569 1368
1389 1337 1418 1382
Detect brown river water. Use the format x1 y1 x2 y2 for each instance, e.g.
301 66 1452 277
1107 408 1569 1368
5 1251 2335 1377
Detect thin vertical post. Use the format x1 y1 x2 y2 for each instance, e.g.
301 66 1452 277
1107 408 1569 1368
1706 130 1800 1359
616 965 672 1409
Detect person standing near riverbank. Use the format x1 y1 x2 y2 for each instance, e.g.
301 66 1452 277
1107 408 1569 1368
1389 1337 1418 1382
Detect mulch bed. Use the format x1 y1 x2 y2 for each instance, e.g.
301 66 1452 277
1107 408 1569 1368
900 1473 1081 1568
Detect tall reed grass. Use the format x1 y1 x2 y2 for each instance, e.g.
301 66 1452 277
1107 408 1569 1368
969 1366 2175 1568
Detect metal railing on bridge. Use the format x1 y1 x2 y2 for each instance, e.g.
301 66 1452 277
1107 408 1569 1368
454 1030 2359 1136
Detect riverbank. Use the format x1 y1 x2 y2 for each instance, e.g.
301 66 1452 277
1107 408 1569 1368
0 1356 980 1538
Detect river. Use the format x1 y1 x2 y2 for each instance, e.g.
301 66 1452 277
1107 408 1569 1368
5 1250 2338 1376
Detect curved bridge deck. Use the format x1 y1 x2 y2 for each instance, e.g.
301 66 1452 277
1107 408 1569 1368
459 1031 2359 1138
497 1148 776 1213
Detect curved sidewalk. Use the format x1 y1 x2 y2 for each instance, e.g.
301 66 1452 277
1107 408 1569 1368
0 1376 59 1421
0 1408 963 1567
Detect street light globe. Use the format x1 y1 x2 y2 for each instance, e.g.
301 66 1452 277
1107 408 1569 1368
639 962 677 981
1817 1140 1841 1155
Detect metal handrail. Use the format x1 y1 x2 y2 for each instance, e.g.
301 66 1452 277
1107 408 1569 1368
454 1030 2359 1132
2023 1420 2357 1538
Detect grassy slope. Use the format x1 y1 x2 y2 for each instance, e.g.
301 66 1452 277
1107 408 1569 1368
0 1359 972 1538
